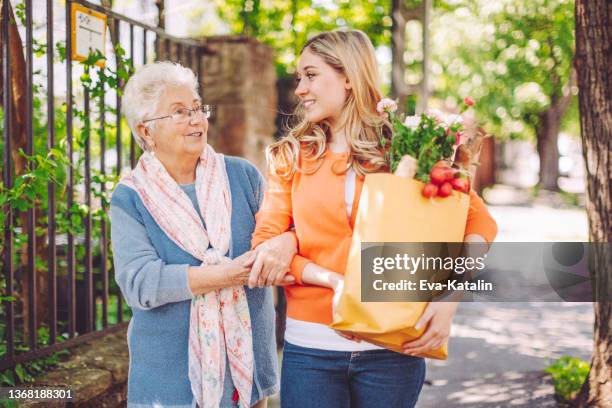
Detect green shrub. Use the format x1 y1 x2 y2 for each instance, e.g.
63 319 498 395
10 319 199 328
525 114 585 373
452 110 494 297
545 356 590 401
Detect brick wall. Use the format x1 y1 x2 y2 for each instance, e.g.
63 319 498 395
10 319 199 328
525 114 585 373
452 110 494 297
192 36 277 172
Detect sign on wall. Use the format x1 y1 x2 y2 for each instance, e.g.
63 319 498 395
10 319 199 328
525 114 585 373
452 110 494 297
71 3 107 67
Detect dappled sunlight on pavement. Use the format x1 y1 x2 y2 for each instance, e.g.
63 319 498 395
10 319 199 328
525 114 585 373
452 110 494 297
452 303 593 360
418 303 592 407
442 371 557 407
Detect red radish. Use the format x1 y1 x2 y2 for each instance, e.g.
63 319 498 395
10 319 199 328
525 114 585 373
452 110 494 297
433 160 451 169
451 177 470 193
442 168 457 181
422 183 438 198
438 182 453 197
429 168 448 186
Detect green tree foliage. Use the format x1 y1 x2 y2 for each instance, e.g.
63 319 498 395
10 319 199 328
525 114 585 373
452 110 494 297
431 0 575 141
207 0 392 76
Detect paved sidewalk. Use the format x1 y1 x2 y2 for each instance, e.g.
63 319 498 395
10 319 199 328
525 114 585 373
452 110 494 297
418 302 593 407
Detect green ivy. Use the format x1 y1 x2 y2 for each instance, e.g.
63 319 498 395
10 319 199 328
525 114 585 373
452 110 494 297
0 323 70 387
0 13 135 387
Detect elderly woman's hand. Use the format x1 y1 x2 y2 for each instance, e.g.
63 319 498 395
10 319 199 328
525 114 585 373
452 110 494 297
188 250 257 295
248 232 298 288
224 250 258 286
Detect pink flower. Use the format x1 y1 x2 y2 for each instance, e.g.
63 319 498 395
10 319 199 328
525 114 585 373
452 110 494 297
403 115 420 129
463 97 475 106
445 114 464 126
426 108 445 123
455 131 462 145
377 98 398 116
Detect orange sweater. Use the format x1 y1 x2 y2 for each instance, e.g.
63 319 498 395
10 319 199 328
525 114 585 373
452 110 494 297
252 150 498 325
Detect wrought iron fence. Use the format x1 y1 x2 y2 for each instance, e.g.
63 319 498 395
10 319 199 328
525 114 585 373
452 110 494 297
1 0 211 372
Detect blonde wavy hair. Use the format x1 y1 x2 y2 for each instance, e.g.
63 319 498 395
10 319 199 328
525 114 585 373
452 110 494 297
267 30 392 179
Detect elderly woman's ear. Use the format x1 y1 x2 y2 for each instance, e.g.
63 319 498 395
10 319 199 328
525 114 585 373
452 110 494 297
137 122 155 151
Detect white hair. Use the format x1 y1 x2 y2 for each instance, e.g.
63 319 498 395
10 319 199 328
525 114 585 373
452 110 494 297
122 61 199 150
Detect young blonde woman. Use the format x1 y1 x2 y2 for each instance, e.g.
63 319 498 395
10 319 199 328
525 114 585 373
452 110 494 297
250 30 497 407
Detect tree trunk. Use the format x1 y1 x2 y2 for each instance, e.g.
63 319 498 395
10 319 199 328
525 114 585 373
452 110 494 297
419 0 431 115
0 0 27 169
391 0 420 111
391 0 408 103
536 106 562 191
536 71 574 191
573 0 612 406
391 0 417 112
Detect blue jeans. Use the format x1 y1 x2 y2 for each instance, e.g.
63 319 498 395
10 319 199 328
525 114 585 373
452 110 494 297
280 342 426 408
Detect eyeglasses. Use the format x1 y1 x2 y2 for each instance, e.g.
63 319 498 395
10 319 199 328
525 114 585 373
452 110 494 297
142 104 212 124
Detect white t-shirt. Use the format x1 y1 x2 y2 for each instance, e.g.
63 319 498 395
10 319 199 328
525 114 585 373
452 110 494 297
285 167 382 351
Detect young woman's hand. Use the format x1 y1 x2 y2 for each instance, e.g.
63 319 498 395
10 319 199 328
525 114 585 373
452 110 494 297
329 274 361 342
248 232 298 288
329 271 344 293
301 264 344 294
335 330 362 342
401 302 459 356
400 236 486 355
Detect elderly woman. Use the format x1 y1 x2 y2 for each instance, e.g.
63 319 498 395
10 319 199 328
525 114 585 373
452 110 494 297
110 61 296 408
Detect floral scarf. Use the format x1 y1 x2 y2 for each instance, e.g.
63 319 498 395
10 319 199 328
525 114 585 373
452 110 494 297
119 145 253 407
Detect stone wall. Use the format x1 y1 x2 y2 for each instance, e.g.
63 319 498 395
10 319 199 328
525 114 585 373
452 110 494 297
21 328 128 408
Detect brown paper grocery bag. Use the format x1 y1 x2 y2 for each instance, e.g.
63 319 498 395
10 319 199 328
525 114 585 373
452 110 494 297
330 174 470 359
